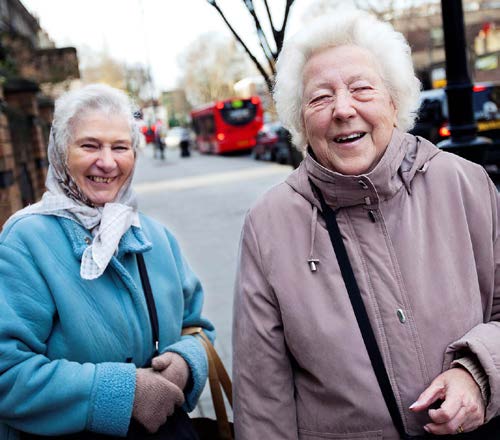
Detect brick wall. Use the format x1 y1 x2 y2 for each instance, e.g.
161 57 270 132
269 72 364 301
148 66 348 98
0 93 23 226
1 80 50 225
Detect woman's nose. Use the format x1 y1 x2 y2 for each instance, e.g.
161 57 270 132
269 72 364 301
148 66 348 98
332 92 356 120
96 147 116 171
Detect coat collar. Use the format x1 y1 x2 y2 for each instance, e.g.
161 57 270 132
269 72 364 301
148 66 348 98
288 129 440 211
58 216 152 260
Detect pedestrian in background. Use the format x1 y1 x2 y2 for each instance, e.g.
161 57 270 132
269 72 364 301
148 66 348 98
0 84 213 438
179 127 191 158
154 119 166 160
233 10 499 439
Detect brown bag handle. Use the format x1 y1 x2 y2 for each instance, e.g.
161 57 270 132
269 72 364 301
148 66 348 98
182 327 233 440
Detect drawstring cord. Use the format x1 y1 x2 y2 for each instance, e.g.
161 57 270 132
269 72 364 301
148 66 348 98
307 204 319 272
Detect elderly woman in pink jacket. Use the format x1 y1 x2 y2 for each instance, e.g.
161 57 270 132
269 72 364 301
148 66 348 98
233 10 500 440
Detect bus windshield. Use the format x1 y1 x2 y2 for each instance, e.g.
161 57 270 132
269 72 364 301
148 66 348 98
220 99 257 126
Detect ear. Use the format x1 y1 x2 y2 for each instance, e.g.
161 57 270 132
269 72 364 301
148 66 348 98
390 99 398 127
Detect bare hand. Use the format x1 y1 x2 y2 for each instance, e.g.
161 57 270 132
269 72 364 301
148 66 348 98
409 368 485 435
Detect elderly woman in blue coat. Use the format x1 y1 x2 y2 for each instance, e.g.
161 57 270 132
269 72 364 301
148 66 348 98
0 84 214 438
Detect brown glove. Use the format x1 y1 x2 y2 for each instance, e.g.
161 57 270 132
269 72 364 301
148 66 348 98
151 351 190 391
132 368 185 433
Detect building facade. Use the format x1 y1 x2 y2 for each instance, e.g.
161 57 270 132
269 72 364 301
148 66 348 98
388 1 500 88
0 0 79 225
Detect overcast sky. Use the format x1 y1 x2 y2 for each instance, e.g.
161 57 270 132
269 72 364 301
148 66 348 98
22 0 313 92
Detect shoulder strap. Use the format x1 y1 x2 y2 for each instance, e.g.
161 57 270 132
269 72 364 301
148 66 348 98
137 252 159 354
183 326 233 440
309 179 408 439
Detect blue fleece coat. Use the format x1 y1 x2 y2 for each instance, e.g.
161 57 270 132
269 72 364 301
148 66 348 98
0 213 214 439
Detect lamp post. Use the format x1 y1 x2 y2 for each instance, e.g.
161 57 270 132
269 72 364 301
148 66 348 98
438 0 491 163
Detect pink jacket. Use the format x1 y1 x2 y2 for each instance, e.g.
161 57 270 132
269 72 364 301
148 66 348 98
233 129 500 439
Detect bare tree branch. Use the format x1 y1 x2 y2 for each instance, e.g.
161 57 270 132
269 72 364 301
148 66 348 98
207 0 274 93
275 0 295 55
262 0 276 45
243 0 276 74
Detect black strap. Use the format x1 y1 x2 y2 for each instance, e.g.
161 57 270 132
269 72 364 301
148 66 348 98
137 253 159 355
310 180 408 439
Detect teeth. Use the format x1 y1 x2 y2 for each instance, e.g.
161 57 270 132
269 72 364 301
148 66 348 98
88 176 114 183
334 132 364 143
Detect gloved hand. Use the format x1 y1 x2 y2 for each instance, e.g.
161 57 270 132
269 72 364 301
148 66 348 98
132 368 185 433
152 351 190 391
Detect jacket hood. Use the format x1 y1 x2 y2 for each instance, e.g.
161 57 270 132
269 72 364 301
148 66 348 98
286 129 441 210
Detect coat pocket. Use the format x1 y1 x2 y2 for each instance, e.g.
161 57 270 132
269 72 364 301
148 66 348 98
299 428 382 439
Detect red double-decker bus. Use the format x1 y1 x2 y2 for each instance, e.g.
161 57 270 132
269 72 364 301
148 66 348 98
191 96 263 154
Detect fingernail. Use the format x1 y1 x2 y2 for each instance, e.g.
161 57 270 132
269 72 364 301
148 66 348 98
409 401 419 409
423 425 430 433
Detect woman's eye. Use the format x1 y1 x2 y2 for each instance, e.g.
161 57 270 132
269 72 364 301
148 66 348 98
82 144 98 150
310 95 331 104
113 145 130 151
353 86 371 92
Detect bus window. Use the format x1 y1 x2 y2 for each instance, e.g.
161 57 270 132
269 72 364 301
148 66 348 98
202 115 215 135
192 118 201 135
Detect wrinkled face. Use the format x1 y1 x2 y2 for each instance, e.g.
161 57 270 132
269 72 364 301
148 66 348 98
302 45 397 175
66 110 135 206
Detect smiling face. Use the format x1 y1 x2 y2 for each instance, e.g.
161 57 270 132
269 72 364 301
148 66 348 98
66 110 135 206
302 45 397 175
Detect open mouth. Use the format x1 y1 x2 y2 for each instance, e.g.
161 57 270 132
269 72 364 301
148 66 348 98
87 176 116 184
333 132 366 143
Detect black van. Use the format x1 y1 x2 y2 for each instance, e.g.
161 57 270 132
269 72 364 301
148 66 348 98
410 83 500 168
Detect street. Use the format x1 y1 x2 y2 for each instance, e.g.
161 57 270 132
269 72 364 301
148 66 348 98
133 145 293 415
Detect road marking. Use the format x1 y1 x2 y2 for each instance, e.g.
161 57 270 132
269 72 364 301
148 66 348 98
133 165 291 194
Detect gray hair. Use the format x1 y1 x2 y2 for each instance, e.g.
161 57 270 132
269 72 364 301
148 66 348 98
274 10 421 149
51 83 141 160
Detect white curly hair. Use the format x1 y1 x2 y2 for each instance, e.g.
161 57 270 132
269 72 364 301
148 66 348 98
51 83 141 162
273 9 421 149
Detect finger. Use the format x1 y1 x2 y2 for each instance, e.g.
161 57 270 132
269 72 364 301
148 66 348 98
168 381 186 407
161 361 182 378
146 422 161 434
427 406 484 436
144 414 165 434
161 367 177 383
152 352 173 371
162 386 185 416
427 393 462 424
174 385 186 406
424 405 468 436
410 384 446 412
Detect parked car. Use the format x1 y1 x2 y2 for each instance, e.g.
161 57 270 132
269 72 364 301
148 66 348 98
254 122 292 163
254 123 278 160
410 83 500 168
411 84 499 142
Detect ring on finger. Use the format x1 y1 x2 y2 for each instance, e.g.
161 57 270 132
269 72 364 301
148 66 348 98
456 424 464 434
